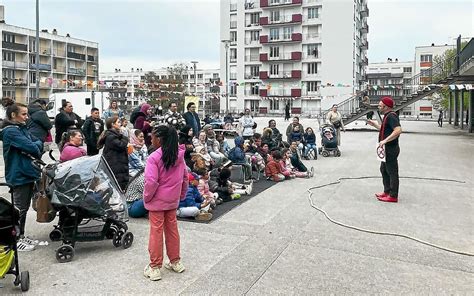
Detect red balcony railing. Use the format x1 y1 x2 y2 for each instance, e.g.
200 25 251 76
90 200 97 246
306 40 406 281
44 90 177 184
260 53 268 62
259 71 269 79
260 35 269 44
291 88 301 97
291 70 301 79
259 89 268 97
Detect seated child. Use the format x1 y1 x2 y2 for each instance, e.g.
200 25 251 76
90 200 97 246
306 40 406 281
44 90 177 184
177 173 213 221
282 148 309 178
277 150 296 179
289 142 314 177
194 145 214 169
195 168 222 206
227 136 252 182
208 167 252 202
245 139 266 172
125 169 148 218
216 133 231 156
264 151 285 182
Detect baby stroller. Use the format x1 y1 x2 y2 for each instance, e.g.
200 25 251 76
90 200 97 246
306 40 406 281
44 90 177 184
0 183 30 291
45 155 133 263
319 123 341 157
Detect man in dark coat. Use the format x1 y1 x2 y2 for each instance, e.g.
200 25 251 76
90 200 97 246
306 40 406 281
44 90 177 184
82 107 104 156
54 101 83 144
183 102 201 136
27 99 52 142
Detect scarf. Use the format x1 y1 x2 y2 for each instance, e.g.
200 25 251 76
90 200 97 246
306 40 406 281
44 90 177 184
130 129 144 149
379 111 396 141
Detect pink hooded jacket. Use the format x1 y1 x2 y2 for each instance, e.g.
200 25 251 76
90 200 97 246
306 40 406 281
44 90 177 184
60 143 87 163
143 144 188 211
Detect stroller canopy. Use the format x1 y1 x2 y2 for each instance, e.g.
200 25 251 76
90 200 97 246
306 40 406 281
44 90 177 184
49 155 128 221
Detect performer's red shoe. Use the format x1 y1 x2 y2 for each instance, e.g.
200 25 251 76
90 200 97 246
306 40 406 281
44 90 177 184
377 195 398 203
374 192 389 198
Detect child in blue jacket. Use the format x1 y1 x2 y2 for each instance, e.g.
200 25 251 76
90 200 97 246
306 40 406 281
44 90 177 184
227 136 252 182
177 173 212 221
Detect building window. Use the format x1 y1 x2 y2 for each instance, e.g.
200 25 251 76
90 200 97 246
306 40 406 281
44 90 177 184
270 99 280 111
271 10 280 22
230 84 237 96
250 30 260 41
230 31 237 42
420 55 432 62
250 82 259 95
403 67 412 73
380 79 388 86
250 12 260 25
308 7 319 19
182 75 188 79
230 48 237 62
2 51 15 61
270 28 279 41
2 33 15 43
29 72 36 84
198 74 203 79
307 62 318 74
3 90 16 99
306 81 320 92
306 44 319 57
369 79 377 85
213 73 219 79
283 27 293 40
250 65 260 77
270 64 279 75
2 69 15 79
270 46 279 58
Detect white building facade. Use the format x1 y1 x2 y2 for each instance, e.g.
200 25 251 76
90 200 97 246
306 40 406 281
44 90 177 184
0 6 99 103
220 0 369 116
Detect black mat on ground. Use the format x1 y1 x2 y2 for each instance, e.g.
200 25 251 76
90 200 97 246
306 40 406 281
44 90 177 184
178 168 275 224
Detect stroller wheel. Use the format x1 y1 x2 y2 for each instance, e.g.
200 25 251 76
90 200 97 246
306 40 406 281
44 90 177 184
20 270 30 291
322 150 329 157
49 228 63 242
56 245 75 263
112 230 124 248
336 150 341 157
121 232 134 249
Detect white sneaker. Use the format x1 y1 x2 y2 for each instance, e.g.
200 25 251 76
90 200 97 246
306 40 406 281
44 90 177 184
245 181 253 195
143 264 162 281
23 236 39 246
164 261 186 273
17 239 35 252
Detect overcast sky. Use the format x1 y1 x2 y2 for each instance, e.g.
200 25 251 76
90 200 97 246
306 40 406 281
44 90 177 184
0 0 472 72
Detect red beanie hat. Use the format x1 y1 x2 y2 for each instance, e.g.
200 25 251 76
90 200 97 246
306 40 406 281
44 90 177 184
381 96 394 108
188 173 199 182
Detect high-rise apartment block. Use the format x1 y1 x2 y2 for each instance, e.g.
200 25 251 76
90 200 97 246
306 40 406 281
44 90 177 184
0 6 99 103
220 0 369 115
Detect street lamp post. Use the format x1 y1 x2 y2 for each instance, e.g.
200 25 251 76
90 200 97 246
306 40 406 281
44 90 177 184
35 0 40 101
190 61 198 95
221 40 230 113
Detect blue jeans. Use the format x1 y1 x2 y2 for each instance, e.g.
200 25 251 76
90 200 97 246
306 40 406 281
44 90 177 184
128 199 148 218
304 144 317 156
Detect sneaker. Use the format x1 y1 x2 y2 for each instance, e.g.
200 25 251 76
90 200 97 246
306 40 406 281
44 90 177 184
17 239 35 252
377 195 398 203
144 264 162 281
231 193 241 200
23 236 39 246
196 212 213 221
375 192 389 198
245 181 253 195
164 261 186 273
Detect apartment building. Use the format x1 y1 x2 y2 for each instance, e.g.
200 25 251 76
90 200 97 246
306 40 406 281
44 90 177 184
366 59 414 115
412 43 455 117
99 68 221 108
220 0 369 115
0 6 99 103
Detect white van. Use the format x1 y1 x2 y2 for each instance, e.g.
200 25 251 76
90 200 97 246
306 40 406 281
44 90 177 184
46 91 111 120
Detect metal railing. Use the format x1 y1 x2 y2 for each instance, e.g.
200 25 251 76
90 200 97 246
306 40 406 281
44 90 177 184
268 71 294 79
266 89 293 96
303 51 322 59
456 38 474 71
245 55 260 62
305 33 321 40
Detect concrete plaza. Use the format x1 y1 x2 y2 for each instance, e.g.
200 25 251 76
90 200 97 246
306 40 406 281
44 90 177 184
1 117 473 295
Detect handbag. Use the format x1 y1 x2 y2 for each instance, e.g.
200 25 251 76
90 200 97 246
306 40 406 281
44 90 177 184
35 172 56 223
333 120 342 129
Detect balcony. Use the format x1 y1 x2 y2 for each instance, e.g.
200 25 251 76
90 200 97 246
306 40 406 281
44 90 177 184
230 56 237 63
260 33 302 44
260 88 301 97
67 51 86 60
305 33 321 42
87 55 97 62
260 51 302 62
303 50 322 59
2 61 29 69
245 55 260 62
53 65 67 73
360 3 369 17
53 48 66 57
29 63 52 71
244 38 261 46
2 41 28 51
68 68 86 75
39 47 51 55
2 78 27 87
245 1 259 9
260 0 302 9
260 14 302 26
244 73 260 79
259 70 301 79
303 0 322 5
361 22 369 33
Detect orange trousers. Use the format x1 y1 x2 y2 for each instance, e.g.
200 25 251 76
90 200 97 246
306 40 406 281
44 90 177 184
148 210 181 268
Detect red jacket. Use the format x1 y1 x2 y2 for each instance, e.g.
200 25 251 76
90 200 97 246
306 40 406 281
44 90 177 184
265 159 282 178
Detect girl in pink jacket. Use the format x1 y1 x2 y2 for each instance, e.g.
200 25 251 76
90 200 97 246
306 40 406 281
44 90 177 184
143 125 188 281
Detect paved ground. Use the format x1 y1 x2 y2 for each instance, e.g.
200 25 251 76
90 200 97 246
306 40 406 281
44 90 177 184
1 117 473 295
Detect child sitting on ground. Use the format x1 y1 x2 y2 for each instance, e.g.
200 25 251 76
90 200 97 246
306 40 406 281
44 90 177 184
208 167 252 202
277 149 296 179
282 148 309 178
177 173 212 221
195 168 222 206
289 142 314 178
194 145 213 169
216 133 231 156
227 136 252 182
265 151 285 182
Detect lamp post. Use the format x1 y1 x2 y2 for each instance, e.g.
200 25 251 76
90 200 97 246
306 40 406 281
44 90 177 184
190 61 198 96
221 40 230 113
35 0 40 101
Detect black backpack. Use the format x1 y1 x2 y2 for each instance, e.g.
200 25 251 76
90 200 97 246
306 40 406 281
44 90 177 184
130 105 142 125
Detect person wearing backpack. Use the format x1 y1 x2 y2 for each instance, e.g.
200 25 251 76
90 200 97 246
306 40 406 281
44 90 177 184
82 107 104 156
26 99 52 142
